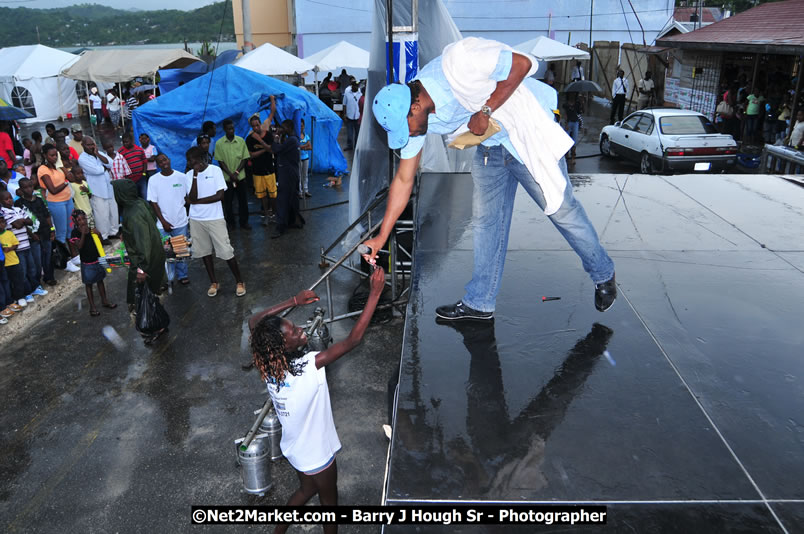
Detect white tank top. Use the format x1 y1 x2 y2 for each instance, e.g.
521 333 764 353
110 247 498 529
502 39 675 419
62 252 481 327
266 351 341 471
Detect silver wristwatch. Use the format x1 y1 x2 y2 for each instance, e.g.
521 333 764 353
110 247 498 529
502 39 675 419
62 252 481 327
480 105 492 117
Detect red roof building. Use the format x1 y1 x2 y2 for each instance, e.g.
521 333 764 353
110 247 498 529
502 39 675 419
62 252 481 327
658 0 804 54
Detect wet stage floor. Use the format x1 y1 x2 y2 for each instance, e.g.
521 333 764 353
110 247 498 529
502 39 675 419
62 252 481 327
385 172 804 532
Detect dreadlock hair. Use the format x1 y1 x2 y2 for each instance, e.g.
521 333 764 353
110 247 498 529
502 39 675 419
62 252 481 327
250 315 307 386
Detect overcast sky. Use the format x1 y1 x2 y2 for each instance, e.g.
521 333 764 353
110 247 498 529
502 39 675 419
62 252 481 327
0 0 219 10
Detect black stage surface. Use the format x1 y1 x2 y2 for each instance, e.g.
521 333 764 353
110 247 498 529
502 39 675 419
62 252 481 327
385 172 804 533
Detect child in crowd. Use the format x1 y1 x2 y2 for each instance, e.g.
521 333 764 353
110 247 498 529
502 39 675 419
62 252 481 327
69 166 93 227
68 210 116 317
0 233 8 323
0 216 26 313
22 138 34 178
248 267 386 534
299 118 312 198
139 133 159 178
14 178 55 289
1 191 38 304
103 140 132 181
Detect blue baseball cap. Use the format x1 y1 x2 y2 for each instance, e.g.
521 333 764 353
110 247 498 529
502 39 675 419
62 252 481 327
373 84 411 149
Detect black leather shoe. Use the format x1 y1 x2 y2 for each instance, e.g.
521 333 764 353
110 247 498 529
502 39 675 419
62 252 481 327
435 301 493 321
595 273 617 312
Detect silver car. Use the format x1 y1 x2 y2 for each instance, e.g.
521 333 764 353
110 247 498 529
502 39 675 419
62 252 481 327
599 108 737 174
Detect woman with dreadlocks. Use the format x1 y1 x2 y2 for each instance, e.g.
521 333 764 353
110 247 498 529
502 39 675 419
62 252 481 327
248 267 386 534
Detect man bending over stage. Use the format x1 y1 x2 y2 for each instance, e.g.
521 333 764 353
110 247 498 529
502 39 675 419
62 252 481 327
362 37 616 319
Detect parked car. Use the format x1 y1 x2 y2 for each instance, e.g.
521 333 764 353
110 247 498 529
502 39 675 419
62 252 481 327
599 108 737 174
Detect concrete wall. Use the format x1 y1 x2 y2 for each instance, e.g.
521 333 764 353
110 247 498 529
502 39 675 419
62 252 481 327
232 0 293 49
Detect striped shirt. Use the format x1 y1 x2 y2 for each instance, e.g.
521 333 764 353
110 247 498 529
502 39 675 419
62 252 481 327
118 145 147 182
1 206 30 251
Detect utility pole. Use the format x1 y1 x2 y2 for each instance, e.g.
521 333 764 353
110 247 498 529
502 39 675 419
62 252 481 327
286 0 297 53
589 0 594 82
241 0 254 53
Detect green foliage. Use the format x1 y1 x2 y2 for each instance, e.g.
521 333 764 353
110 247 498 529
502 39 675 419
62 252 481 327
0 2 235 48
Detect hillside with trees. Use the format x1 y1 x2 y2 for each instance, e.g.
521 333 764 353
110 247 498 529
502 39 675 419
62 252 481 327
0 2 235 48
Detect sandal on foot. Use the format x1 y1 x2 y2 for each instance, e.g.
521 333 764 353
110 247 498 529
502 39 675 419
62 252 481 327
207 283 219 297
236 283 246 297
179 278 190 285
103 302 117 309
89 310 101 317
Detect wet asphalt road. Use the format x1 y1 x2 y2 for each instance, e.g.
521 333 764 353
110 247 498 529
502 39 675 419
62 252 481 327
1 167 402 533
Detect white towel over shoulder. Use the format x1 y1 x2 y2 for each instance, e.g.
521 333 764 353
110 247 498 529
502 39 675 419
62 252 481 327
441 37 573 215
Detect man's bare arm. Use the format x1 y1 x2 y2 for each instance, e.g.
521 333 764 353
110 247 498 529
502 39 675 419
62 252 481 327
467 52 533 135
360 153 421 261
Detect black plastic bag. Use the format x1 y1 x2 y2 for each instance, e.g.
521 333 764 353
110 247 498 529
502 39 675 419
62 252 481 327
52 241 69 270
135 284 170 334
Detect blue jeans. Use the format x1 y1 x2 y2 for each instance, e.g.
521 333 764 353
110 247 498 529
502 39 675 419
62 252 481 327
567 121 580 143
49 198 74 244
0 265 10 307
28 239 43 288
17 248 36 295
160 225 188 282
40 237 55 283
345 118 359 148
463 145 614 312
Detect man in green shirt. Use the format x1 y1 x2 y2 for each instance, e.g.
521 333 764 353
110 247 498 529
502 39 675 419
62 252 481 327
213 118 251 229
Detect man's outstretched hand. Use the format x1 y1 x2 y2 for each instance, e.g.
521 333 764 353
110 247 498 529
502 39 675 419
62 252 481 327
294 289 319 306
467 110 490 135
361 237 384 265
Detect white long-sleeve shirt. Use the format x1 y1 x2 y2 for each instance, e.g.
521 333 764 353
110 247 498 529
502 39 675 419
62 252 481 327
78 151 114 199
441 37 573 215
612 77 629 96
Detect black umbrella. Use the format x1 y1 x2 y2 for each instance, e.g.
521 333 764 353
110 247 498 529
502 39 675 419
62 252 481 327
563 80 603 94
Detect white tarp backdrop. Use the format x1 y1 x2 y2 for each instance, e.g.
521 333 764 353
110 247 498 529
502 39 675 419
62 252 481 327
349 0 472 226
0 45 80 122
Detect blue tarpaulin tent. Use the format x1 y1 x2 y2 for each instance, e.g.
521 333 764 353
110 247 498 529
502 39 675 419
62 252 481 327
132 64 347 174
157 49 240 94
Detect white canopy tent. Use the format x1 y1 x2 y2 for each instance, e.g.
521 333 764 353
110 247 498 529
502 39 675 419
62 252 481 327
514 36 590 62
61 48 202 128
0 45 80 123
61 49 202 83
304 40 370 96
234 42 314 76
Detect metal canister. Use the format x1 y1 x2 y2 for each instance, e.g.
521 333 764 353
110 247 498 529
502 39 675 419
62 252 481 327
235 434 272 495
258 410 283 461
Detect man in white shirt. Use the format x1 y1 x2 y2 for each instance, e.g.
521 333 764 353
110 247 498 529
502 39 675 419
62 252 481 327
185 146 245 298
78 136 119 240
364 37 616 318
106 89 121 128
637 71 655 110
571 61 584 82
610 69 629 124
342 79 362 150
148 154 190 284
88 87 103 126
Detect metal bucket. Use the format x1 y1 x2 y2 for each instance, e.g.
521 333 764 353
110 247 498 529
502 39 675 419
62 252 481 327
235 434 272 495
258 411 283 461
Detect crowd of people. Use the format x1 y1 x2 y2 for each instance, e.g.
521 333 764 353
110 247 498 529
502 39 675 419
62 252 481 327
716 83 804 149
0 93 315 332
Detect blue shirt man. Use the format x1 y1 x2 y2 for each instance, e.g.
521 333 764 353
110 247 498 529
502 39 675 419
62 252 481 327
364 37 616 318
